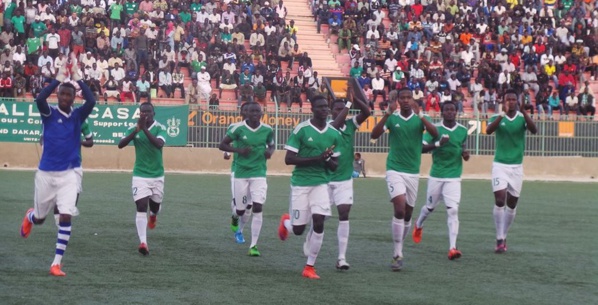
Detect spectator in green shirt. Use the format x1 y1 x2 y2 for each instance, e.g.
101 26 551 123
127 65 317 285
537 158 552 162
31 17 47 38
10 11 26 44
350 62 363 78
110 1 124 28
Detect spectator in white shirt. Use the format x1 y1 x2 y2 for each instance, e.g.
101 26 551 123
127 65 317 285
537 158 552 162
111 63 126 83
158 68 173 98
371 73 386 101
37 51 53 68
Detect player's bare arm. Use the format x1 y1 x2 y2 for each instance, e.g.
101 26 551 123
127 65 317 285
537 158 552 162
422 134 449 153
413 103 439 138
371 100 397 139
462 144 470 161
140 118 165 149
284 146 334 166
520 104 538 134
118 129 138 148
264 142 275 159
354 94 371 124
485 100 506 135
219 135 252 156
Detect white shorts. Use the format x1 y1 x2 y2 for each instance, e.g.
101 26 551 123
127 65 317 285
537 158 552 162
425 178 461 210
234 177 267 211
75 167 83 193
230 172 252 209
132 176 165 202
105 90 120 98
386 170 420 207
290 184 331 226
34 169 78 218
328 179 354 206
491 163 523 197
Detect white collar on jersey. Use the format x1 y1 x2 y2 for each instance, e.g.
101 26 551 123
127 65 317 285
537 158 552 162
243 120 262 132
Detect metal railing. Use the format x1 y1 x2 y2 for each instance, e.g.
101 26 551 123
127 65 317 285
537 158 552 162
188 108 598 158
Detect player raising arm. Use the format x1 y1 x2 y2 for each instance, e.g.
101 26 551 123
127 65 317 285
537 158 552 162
278 96 341 279
370 88 438 271
118 103 167 256
486 89 537 253
20 54 96 277
219 102 274 256
412 101 470 260
326 95 370 270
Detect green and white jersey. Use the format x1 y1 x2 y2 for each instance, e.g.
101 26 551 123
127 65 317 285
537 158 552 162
423 122 468 179
226 122 243 173
329 117 360 182
124 121 166 178
384 112 427 174
488 112 527 165
285 120 341 187
79 120 92 164
226 121 274 178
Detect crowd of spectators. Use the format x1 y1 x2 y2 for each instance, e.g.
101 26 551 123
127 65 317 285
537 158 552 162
0 0 327 112
315 0 598 119
0 0 596 118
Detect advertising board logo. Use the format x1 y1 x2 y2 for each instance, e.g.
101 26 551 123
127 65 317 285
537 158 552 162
167 116 181 137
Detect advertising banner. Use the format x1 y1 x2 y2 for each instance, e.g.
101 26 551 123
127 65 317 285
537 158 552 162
0 101 188 146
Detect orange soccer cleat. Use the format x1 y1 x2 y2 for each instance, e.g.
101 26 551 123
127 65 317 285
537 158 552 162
278 213 290 241
49 264 66 277
302 265 320 279
20 208 34 238
448 248 462 260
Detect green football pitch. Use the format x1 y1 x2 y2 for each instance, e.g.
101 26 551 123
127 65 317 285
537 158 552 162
1 170 596 305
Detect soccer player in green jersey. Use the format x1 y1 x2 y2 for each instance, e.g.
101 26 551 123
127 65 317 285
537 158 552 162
226 103 253 238
371 88 438 271
118 103 167 256
52 120 94 226
412 102 470 260
219 103 275 256
486 89 537 253
278 96 341 279
326 96 370 270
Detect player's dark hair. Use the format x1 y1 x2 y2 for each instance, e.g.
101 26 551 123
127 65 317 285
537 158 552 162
140 102 154 111
441 101 456 112
504 89 518 97
58 82 76 95
331 98 346 108
397 87 413 96
310 95 328 106
355 152 361 157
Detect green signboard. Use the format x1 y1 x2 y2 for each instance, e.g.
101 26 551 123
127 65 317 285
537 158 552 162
0 101 188 146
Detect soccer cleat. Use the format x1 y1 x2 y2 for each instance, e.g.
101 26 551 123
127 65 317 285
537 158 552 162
448 248 462 260
302 265 320 279
138 243 149 256
495 239 506 254
148 214 157 230
278 213 290 241
503 239 508 252
390 256 403 271
20 208 34 238
412 225 423 244
230 215 239 233
235 231 245 244
49 264 66 277
336 259 350 271
248 246 260 256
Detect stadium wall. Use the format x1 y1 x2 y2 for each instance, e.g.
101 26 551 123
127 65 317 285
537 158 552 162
1 143 596 182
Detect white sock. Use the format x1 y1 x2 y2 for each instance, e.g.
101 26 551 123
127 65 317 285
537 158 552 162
238 211 250 233
306 232 324 266
52 221 71 266
416 206 433 228
493 206 505 240
230 200 235 215
402 220 412 240
250 212 263 247
447 207 459 249
136 212 148 244
392 217 405 258
337 221 349 260
503 207 517 239
283 219 293 232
